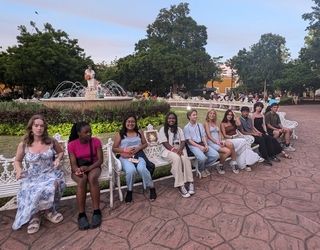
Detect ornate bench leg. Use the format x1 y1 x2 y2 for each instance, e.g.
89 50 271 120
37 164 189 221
116 172 123 202
109 174 114 208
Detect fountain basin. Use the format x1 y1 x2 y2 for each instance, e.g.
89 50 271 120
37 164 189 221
41 96 133 112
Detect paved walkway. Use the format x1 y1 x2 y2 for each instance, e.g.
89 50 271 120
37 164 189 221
1 105 320 250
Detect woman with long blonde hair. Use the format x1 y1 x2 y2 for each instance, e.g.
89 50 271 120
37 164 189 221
204 109 238 174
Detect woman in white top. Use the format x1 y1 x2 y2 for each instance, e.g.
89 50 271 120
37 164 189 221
159 112 195 198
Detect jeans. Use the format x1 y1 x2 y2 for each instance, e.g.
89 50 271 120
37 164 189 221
188 145 219 171
120 157 153 191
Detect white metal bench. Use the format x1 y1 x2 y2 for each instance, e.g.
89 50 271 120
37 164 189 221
277 111 298 139
142 125 259 179
0 138 123 211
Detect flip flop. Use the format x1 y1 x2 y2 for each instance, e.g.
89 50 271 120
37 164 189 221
45 212 64 224
27 217 41 234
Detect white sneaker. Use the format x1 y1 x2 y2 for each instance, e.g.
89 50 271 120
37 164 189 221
216 164 225 175
188 183 195 195
258 157 265 163
200 171 208 178
232 165 240 174
284 145 296 152
179 185 191 198
245 166 252 172
205 169 211 176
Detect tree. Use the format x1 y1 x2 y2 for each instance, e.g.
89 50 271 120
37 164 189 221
229 33 289 94
300 0 320 91
274 60 318 94
115 3 219 95
0 22 93 97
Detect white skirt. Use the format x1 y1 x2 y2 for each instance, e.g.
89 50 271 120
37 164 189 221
227 138 260 169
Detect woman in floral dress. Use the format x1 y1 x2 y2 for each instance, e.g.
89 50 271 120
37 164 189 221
12 114 65 234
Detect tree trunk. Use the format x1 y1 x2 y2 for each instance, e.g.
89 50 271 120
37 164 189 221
263 79 267 98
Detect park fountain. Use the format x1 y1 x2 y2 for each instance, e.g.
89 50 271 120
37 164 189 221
41 79 133 111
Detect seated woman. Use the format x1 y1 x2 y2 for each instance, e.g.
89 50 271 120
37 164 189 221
112 115 157 203
204 109 242 174
158 112 195 198
220 110 262 173
12 115 65 234
68 121 103 230
252 102 291 159
183 109 219 178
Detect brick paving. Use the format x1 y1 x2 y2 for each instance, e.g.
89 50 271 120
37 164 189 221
1 104 320 250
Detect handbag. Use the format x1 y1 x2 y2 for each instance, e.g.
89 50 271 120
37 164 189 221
76 139 93 167
134 150 155 176
185 143 195 157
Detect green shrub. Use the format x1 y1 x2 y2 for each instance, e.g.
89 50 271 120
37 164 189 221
0 100 169 136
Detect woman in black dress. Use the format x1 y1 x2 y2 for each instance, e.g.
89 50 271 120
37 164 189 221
252 102 292 159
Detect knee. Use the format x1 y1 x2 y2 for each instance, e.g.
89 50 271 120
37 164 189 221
227 142 234 149
88 175 99 186
224 148 231 155
125 167 136 177
197 155 207 163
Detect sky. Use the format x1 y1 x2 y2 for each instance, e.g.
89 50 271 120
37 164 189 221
0 0 315 64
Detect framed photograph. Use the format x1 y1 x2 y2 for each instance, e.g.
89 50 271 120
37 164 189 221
144 130 158 145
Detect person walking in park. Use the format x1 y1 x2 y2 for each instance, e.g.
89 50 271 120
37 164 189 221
12 114 65 234
68 121 103 230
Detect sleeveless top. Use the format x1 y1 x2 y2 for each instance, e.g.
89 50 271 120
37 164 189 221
253 117 266 134
224 123 237 136
120 134 142 149
209 124 220 141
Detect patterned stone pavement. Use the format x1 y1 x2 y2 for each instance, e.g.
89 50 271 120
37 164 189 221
1 105 320 250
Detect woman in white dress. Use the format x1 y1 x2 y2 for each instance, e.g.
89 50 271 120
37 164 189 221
220 110 263 172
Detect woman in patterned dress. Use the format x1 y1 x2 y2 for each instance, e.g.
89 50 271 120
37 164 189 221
12 115 65 234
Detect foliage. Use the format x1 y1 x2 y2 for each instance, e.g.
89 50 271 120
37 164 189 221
0 100 169 136
0 116 164 137
0 100 169 125
274 60 318 94
102 3 220 96
0 22 93 98
229 33 289 93
299 0 320 90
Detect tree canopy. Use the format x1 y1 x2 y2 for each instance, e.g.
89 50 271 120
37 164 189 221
114 3 220 95
229 33 289 93
0 22 93 97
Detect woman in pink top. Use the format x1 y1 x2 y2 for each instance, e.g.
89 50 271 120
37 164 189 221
68 121 103 230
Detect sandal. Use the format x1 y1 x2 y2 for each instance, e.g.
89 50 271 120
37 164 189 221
282 152 292 159
27 217 41 234
45 211 64 224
